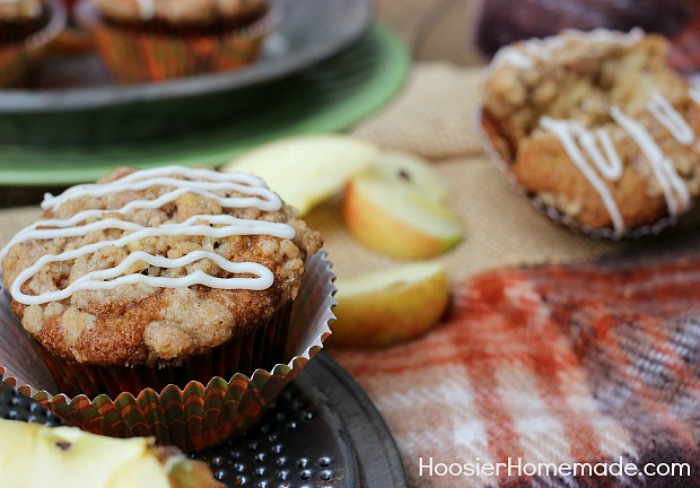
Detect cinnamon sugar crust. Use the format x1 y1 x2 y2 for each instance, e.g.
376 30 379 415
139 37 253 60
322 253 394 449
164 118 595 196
483 31 700 232
1 167 322 367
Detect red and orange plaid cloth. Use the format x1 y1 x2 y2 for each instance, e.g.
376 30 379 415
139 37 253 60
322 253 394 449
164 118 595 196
334 237 700 487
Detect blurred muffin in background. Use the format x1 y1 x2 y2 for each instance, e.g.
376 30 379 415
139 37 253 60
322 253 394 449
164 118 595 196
481 29 700 238
92 0 268 27
48 0 94 56
0 0 66 87
0 0 42 23
77 0 275 83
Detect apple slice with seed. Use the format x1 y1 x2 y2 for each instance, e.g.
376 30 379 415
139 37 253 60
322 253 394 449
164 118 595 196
343 152 463 259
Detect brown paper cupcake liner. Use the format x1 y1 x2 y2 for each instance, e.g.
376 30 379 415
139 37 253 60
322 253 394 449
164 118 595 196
37 301 292 398
0 0 66 88
476 108 679 241
75 0 278 84
0 251 335 452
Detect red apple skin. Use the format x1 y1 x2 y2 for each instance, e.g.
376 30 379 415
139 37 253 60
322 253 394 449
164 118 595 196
343 183 455 259
328 269 449 349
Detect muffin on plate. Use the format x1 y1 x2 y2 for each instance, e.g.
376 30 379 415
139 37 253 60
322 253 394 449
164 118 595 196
0 165 333 451
0 0 66 87
481 29 700 239
76 0 275 83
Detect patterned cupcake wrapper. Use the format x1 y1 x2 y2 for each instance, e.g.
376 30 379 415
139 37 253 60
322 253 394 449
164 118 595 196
0 0 67 88
0 251 335 452
75 0 278 84
476 108 678 241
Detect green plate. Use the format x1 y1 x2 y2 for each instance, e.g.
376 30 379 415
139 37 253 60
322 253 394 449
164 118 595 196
0 24 410 186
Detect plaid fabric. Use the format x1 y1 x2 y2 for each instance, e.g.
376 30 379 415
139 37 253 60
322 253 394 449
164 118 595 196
334 237 700 487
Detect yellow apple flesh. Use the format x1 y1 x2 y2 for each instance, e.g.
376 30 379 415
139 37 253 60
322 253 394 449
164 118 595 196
343 153 463 259
221 135 378 215
0 419 222 488
373 151 451 204
329 261 450 348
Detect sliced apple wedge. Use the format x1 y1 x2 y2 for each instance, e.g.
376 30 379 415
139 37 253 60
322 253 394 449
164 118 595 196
0 419 222 488
343 154 463 259
329 261 450 348
221 135 378 215
373 151 451 205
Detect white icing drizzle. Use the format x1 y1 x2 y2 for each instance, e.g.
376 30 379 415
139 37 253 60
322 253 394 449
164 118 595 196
611 106 691 216
13 251 274 306
540 117 625 235
42 166 280 212
689 83 700 107
491 28 644 71
1 166 297 306
136 0 155 19
578 128 623 180
0 215 294 263
541 99 694 233
491 48 534 70
646 93 695 146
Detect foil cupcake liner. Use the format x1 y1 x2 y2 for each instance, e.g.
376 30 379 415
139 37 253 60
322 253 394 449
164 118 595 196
75 0 278 84
0 0 67 88
476 109 678 241
0 251 335 452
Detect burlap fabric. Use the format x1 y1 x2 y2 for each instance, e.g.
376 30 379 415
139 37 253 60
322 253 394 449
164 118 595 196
0 64 620 279
3 63 698 487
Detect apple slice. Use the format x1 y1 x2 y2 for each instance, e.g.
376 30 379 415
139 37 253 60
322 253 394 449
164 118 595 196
343 154 463 259
221 135 378 215
372 151 451 205
0 419 222 488
329 261 450 348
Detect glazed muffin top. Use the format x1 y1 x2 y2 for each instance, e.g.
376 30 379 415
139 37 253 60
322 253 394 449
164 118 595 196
482 29 700 237
0 0 43 21
90 0 268 26
483 29 686 146
0 166 322 367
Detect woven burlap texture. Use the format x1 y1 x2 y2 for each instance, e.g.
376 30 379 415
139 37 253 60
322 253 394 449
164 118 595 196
319 63 619 281
0 63 623 281
353 63 485 160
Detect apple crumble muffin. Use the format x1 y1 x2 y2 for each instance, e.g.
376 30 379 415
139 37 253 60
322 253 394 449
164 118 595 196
1 166 322 366
482 29 700 237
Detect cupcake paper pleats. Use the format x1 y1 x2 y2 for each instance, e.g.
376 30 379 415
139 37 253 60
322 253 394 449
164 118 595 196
75 0 277 83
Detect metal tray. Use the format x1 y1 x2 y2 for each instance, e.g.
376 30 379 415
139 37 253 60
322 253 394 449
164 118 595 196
0 351 408 488
0 24 410 186
0 0 373 145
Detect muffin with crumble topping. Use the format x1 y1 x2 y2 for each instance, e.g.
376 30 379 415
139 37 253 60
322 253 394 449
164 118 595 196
76 0 274 83
481 29 700 239
0 0 66 87
0 165 333 451
0 0 44 40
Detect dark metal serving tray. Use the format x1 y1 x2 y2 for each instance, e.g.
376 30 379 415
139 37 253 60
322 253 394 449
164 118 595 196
0 0 373 145
0 352 408 488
